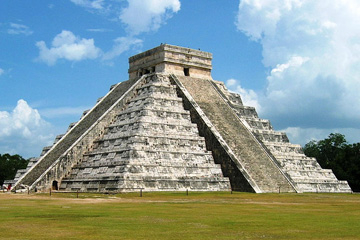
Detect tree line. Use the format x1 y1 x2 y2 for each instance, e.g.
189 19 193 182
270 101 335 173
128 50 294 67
0 153 29 186
303 133 360 192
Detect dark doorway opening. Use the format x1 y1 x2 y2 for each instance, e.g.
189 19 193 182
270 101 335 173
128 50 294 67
52 180 58 190
184 68 190 76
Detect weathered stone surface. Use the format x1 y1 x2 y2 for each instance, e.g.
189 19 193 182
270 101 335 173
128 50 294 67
59 73 230 192
212 81 351 193
173 75 296 193
11 44 351 193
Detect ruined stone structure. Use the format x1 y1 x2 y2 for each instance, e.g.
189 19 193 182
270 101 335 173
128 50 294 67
12 44 351 193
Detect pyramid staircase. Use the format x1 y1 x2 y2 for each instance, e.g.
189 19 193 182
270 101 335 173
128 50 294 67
211 80 352 193
11 44 351 193
58 73 230 191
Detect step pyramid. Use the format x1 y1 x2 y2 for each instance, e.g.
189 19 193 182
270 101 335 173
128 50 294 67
12 44 352 193
59 73 230 192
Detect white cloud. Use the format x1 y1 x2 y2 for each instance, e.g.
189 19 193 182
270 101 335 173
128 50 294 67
102 37 143 61
226 79 237 87
119 0 181 35
0 68 4 76
0 100 54 158
7 23 33 36
68 0 181 60
70 0 105 9
270 56 309 75
225 78 261 112
282 127 360 146
36 30 102 65
236 0 360 134
39 106 90 118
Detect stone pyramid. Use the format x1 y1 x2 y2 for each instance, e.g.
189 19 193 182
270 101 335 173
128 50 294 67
12 44 351 193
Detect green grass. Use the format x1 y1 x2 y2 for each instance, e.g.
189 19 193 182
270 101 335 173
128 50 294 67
0 192 359 239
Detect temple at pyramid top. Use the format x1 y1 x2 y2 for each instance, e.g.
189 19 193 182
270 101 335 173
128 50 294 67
8 44 352 194
128 44 213 80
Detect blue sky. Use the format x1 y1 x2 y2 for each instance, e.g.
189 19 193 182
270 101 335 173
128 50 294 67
1 0 360 158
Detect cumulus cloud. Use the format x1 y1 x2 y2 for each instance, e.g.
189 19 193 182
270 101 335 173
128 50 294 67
36 30 102 65
68 0 181 60
0 100 54 158
102 36 143 61
236 0 360 143
7 23 33 36
226 79 261 113
119 0 181 35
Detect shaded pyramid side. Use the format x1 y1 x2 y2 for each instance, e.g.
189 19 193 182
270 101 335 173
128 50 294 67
172 75 296 193
59 73 230 192
212 80 352 193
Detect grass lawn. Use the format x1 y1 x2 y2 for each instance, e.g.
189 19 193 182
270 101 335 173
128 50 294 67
0 191 359 239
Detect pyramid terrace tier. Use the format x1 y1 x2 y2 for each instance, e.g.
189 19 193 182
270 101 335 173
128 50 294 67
72 156 219 171
115 107 193 124
81 149 215 165
110 112 198 129
59 177 230 192
93 135 209 152
104 121 200 139
263 142 305 155
253 129 289 143
64 163 225 180
134 84 179 99
126 95 185 111
242 118 273 131
295 181 352 193
286 169 338 179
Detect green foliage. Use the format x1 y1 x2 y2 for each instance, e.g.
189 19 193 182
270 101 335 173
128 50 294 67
0 153 29 185
303 133 360 192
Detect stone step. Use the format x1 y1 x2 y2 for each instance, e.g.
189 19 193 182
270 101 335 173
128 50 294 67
176 75 295 193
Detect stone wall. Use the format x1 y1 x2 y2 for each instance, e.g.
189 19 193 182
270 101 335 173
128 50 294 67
128 44 212 80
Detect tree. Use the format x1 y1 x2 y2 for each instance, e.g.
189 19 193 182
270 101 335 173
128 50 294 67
303 133 360 192
0 153 29 185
